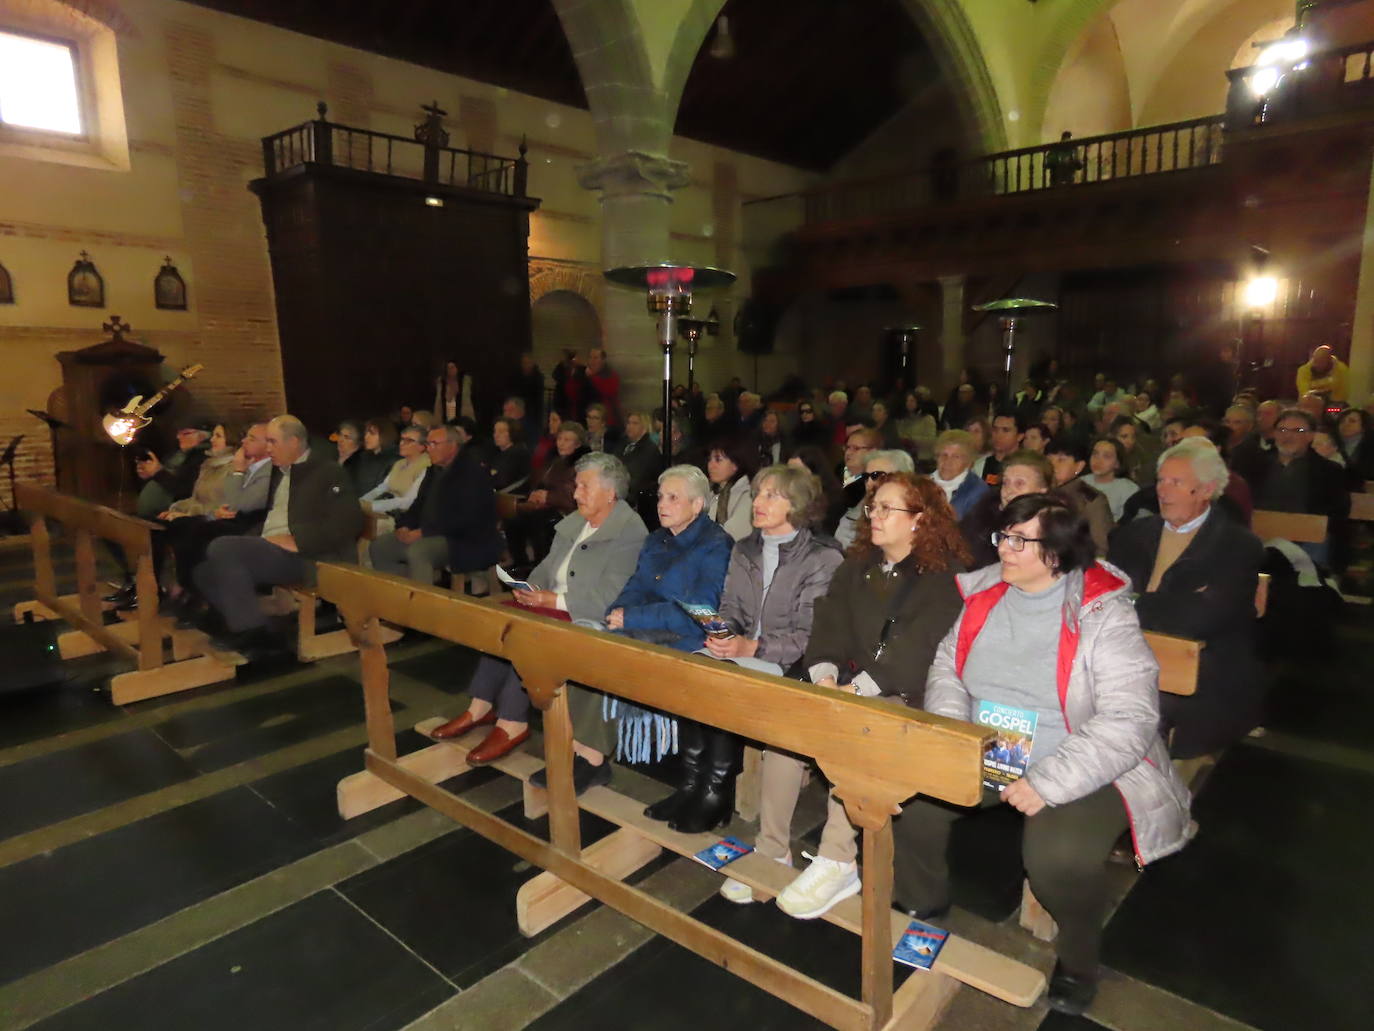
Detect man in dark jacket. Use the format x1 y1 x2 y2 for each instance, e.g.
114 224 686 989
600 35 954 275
194 415 364 658
1108 439 1264 758
369 424 501 584
1249 408 1350 568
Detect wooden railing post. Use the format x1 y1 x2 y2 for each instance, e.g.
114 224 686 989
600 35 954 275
353 612 398 761
860 820 896 1028
542 683 584 856
29 512 55 602
134 549 163 671
73 528 101 627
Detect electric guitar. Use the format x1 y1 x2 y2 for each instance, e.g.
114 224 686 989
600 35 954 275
101 364 204 445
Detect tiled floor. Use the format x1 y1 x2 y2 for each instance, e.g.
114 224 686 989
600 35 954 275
0 536 1367 1031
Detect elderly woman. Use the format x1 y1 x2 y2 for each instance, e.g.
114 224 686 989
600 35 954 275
505 420 591 564
931 429 991 520
430 454 648 770
707 435 760 542
335 420 365 492
962 449 1056 568
835 448 913 548
360 425 431 535
723 473 969 916
894 494 1191 1015
489 417 531 493
677 465 844 834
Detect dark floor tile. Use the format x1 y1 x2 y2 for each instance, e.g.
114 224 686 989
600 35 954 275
1264 656 1374 749
0 787 317 986
249 730 501 846
390 644 482 694
1103 745 1374 1031
529 893 882 1031
152 675 399 774
32 890 454 1031
339 803 620 988
0 728 195 840
1037 1012 1109 1030
0 662 124 749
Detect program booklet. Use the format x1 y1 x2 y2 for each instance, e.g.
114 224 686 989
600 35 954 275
494 566 534 593
892 919 948 970
675 600 734 638
693 836 754 870
974 700 1037 789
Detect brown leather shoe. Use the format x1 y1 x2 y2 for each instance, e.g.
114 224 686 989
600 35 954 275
429 710 496 740
467 726 530 764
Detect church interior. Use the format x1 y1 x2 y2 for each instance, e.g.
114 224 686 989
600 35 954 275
1 1 1373 1029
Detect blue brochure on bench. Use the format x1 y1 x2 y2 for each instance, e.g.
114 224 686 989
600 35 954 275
892 919 949 970
693 836 754 870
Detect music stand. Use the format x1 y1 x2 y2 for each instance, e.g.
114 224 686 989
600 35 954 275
27 409 68 490
0 434 23 535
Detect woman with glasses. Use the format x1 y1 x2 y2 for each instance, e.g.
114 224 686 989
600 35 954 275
505 421 591 565
674 465 843 835
894 494 1191 1016
359 425 431 535
791 399 830 451
725 473 969 918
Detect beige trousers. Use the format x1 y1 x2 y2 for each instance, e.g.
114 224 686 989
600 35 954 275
755 750 858 864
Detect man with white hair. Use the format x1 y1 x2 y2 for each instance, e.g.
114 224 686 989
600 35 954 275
1107 438 1265 757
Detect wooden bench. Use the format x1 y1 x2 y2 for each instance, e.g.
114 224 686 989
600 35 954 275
1350 492 1374 523
1251 509 1328 543
319 564 1047 1030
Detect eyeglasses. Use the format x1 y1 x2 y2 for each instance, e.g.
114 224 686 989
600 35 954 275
864 502 916 519
991 531 1044 551
401 437 424 446
424 440 445 448
1274 425 1310 435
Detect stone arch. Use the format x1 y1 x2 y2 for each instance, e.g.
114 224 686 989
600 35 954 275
901 0 1008 154
531 288 604 374
529 259 605 312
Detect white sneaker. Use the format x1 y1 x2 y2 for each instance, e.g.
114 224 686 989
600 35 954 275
718 853 791 904
776 852 860 919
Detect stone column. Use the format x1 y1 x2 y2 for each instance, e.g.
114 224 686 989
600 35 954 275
578 150 692 410
1348 154 1374 407
937 274 967 396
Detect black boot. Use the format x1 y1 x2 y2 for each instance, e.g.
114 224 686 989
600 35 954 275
644 720 705 823
102 579 135 606
669 728 739 834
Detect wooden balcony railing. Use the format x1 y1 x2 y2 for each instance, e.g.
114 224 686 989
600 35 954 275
1226 36 1374 128
261 103 528 197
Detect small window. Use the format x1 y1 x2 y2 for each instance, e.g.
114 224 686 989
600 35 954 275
0 30 82 135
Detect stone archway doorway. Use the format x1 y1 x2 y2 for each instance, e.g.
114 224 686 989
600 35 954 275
531 289 603 385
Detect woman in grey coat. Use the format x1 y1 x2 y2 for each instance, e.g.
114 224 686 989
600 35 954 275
894 493 1191 1017
673 464 843 835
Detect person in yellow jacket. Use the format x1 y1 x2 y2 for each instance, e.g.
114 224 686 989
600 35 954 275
1295 344 1349 402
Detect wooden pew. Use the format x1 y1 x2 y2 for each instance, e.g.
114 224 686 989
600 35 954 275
1251 509 1328 543
320 564 1046 1030
1350 492 1374 523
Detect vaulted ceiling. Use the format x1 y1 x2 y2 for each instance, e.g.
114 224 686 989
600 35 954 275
185 0 936 170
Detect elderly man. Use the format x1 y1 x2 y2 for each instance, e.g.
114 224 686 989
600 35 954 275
1222 404 1256 452
1108 439 1265 757
931 429 991 520
431 454 648 779
1295 344 1349 402
194 415 363 659
369 424 501 586
1250 408 1350 568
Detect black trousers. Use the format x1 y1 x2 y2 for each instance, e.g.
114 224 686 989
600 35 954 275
193 536 308 633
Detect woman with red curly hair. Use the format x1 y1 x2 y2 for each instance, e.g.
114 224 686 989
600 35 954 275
719 472 970 919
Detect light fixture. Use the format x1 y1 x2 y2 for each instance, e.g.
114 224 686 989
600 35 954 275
709 16 735 60
1250 31 1308 97
1243 275 1278 308
424 196 444 208
970 298 1058 392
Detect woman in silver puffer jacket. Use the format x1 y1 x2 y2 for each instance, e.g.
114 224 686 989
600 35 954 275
895 492 1192 1017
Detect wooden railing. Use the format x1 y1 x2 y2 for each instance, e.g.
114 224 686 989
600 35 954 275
1226 37 1374 129
318 562 1045 1030
261 109 527 197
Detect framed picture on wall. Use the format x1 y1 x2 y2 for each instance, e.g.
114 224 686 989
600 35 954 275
68 251 104 308
0 261 12 304
154 257 188 311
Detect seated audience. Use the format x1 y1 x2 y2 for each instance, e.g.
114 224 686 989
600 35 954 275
726 473 968 917
1111 415 1159 488
786 445 848 535
964 416 993 479
895 390 938 462
193 415 364 659
370 424 501 586
505 420 591 564
585 403 621 453
981 413 1025 486
360 425 431 534
335 420 365 490
1249 407 1350 568
614 410 662 507
1045 437 1112 556
757 409 788 466
432 455 648 772
355 419 399 496
896 494 1191 1015
870 399 899 449
963 449 1055 567
791 399 830 451
1336 407 1374 485
488 417 532 493
531 410 562 475
931 430 991 520
691 465 844 836
836 448 913 548
707 435 759 542
1087 437 1139 521
160 423 237 522
1108 439 1265 757
1022 422 1051 453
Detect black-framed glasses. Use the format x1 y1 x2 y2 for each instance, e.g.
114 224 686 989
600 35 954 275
991 531 1044 552
864 502 916 519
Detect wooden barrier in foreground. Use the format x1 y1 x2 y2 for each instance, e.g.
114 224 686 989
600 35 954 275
318 563 1046 1030
1251 509 1328 544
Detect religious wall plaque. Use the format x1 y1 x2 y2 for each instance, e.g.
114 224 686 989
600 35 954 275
0 261 12 304
67 251 104 308
154 256 188 310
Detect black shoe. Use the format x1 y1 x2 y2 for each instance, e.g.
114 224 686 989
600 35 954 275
898 902 950 924
530 756 613 796
102 581 135 605
644 720 705 823
1047 961 1098 1016
314 601 344 633
669 729 739 834
214 626 287 664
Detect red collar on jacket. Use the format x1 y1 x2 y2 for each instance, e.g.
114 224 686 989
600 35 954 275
953 563 1125 718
